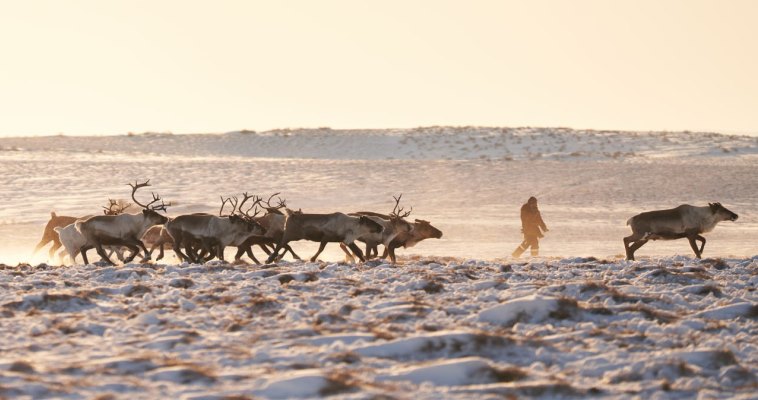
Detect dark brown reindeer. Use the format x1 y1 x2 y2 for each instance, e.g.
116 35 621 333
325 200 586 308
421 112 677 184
623 203 738 260
265 209 384 263
165 194 266 263
76 180 169 265
341 194 415 264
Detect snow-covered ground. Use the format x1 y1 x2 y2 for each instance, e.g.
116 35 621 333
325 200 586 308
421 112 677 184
0 257 756 398
0 127 756 398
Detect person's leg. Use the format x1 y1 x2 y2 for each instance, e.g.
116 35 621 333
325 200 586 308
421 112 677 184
512 239 528 258
529 236 539 256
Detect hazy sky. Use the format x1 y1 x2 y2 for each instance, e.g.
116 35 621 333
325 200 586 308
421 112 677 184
1 0 757 136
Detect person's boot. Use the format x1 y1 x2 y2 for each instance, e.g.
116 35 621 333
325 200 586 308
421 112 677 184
512 245 527 258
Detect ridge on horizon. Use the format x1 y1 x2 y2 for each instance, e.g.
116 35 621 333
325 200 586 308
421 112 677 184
2 125 757 139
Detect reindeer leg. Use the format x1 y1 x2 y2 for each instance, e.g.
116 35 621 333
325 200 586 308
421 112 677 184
94 243 114 266
310 241 328 262
623 235 640 260
284 244 301 260
266 240 287 264
33 238 50 255
626 239 648 261
339 243 356 263
80 245 92 265
388 245 398 264
687 235 703 258
381 246 389 259
49 239 64 262
348 242 366 262
258 242 273 255
696 234 706 256
245 246 261 264
173 240 190 263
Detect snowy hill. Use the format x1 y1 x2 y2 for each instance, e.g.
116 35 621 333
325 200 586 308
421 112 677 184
2 126 757 161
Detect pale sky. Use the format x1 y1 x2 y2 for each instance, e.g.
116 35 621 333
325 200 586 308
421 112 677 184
1 0 757 136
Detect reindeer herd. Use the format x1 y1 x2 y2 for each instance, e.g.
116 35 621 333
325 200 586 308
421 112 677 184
32 179 740 266
33 180 443 266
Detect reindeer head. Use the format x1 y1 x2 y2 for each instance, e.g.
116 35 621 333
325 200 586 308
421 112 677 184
129 179 169 224
414 219 443 239
709 202 738 222
220 193 266 235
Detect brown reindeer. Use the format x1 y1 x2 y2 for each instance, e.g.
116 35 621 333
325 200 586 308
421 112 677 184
265 210 384 263
76 180 169 265
340 195 414 264
35 199 132 262
165 194 266 263
381 218 443 262
34 212 80 262
234 193 301 263
623 203 738 260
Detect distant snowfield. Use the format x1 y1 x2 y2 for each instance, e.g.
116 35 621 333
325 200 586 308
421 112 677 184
0 257 756 398
0 127 756 398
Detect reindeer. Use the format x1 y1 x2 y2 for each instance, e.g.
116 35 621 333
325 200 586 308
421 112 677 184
165 194 266 263
233 193 301 263
265 210 384 263
76 180 169 265
53 199 133 265
34 213 81 262
378 218 443 262
623 203 738 260
340 195 414 264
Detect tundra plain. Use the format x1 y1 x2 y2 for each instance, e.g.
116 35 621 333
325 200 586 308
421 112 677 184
0 127 756 398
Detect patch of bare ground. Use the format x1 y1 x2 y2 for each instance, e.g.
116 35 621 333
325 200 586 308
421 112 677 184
8 360 36 374
168 278 194 288
319 370 361 396
621 304 679 324
324 351 361 365
350 287 383 297
580 281 659 304
3 293 96 313
122 284 152 297
699 258 729 270
245 293 280 315
478 365 528 383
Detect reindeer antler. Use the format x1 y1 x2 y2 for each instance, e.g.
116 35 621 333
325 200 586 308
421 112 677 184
238 192 263 219
219 195 239 217
128 179 169 212
390 194 412 219
263 192 287 212
102 198 132 215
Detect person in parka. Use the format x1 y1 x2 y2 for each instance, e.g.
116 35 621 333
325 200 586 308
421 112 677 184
511 196 548 257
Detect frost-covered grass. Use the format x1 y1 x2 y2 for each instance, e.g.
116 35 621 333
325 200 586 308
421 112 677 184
0 256 756 398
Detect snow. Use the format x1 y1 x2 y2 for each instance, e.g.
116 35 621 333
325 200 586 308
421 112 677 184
0 127 756 398
0 257 756 398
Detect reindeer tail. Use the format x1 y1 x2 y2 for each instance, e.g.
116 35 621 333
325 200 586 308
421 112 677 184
626 216 634 226
51 211 57 218
74 220 84 233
